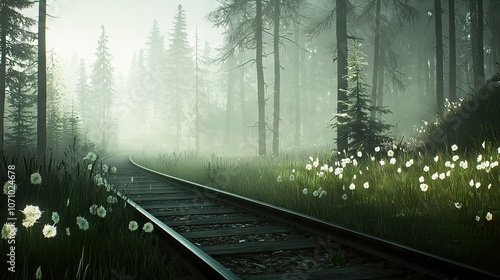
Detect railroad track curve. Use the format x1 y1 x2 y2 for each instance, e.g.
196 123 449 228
101 151 500 280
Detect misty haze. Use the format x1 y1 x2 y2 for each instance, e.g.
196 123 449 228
1 0 500 279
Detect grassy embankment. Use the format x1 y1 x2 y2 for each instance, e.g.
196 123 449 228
0 145 176 279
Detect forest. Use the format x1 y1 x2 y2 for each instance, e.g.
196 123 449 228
2 0 500 278
0 0 497 158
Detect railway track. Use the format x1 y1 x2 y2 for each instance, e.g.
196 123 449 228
102 151 500 280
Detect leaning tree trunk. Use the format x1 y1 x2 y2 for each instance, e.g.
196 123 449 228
256 0 266 157
376 48 385 118
448 0 457 101
476 0 484 83
336 0 348 153
434 0 444 115
469 0 479 89
37 0 47 161
272 0 280 157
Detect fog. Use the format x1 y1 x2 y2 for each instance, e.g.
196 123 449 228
13 0 499 157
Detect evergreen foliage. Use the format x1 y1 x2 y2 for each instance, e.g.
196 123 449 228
46 50 66 156
89 25 114 152
75 59 91 146
166 5 193 151
329 44 393 152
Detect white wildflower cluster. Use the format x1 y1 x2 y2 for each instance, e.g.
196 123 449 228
89 204 107 218
30 172 42 185
312 187 327 198
1 223 17 240
83 152 97 162
21 205 43 228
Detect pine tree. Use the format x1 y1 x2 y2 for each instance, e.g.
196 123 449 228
75 59 91 146
166 5 193 151
329 44 392 152
89 25 114 152
0 0 36 151
46 50 66 156
145 20 166 121
5 66 37 154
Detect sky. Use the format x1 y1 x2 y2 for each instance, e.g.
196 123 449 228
25 0 224 75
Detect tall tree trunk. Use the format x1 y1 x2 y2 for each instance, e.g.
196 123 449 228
424 57 431 96
293 24 300 148
435 0 444 115
336 0 348 153
272 0 280 157
476 0 484 83
370 0 381 119
0 10 6 152
429 55 435 95
224 58 235 149
415 30 424 96
256 0 266 157
448 0 457 101
37 0 47 161
195 28 200 153
469 0 479 89
377 49 385 118
239 50 246 144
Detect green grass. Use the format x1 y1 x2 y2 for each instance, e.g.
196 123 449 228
136 142 500 273
0 145 176 279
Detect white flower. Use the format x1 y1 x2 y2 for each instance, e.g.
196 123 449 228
66 227 71 236
328 166 333 173
486 212 493 221
420 183 429 192
3 182 17 195
389 158 396 165
397 168 402 173
423 166 430 172
452 155 459 162
129 221 139 231
42 224 57 238
342 194 348 200
305 164 312 170
349 183 356 190
475 215 480 222
312 158 319 168
379 160 385 166
143 222 154 233
477 154 483 162
36 266 42 280
334 167 343 176
375 146 380 152
357 151 362 158
482 141 486 149
84 151 97 162
431 172 438 180
110 166 117 174
276 175 283 182
1 223 17 240
319 190 327 198
21 205 43 222
469 179 474 187
87 164 92 171
405 159 414 168
338 174 343 179
451 144 458 151
30 172 42 185
387 150 394 157
454 202 462 209
76 216 89 231
102 164 108 174
353 174 357 180
444 161 451 167
352 159 358 166
302 188 308 195
498 147 500 154
313 190 319 197
446 170 451 177
317 171 324 178
487 183 492 190
419 176 425 183
97 206 107 218
288 174 295 181
51 212 60 224
292 168 296 173
490 161 499 168
434 155 439 162
320 164 329 171
439 173 446 180
363 182 369 189
89 204 98 215
475 182 481 189
370 156 375 161
459 160 468 169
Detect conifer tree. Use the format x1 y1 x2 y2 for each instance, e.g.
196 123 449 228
75 59 91 146
329 44 392 152
145 20 166 121
46 50 66 156
166 5 193 151
89 25 114 152
0 0 36 151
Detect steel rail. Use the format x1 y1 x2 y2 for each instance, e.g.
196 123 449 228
101 152 240 280
126 152 500 280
